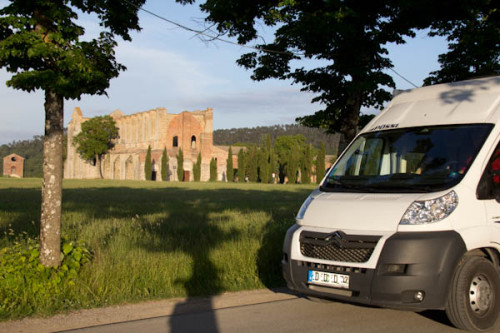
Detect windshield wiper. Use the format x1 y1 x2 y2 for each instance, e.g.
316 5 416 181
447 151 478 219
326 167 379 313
321 178 376 193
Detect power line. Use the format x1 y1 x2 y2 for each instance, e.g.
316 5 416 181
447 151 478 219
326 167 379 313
389 68 419 88
125 0 419 88
124 0 295 56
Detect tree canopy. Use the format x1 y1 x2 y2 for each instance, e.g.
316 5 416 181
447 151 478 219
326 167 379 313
0 0 145 267
73 115 118 178
161 147 168 181
182 0 499 143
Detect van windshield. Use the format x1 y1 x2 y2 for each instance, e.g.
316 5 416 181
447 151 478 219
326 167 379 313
322 124 493 193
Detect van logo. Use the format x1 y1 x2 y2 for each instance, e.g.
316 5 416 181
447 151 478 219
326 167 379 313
370 123 399 131
327 231 348 248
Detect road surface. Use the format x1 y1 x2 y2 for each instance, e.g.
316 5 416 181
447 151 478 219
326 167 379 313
2 289 499 333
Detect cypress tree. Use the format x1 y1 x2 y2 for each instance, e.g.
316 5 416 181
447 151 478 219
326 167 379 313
301 144 313 184
316 141 326 184
144 145 152 180
269 148 277 184
237 148 246 182
177 148 184 181
210 157 217 181
248 146 258 182
193 152 201 181
161 147 168 181
257 148 268 183
288 147 299 184
226 146 234 182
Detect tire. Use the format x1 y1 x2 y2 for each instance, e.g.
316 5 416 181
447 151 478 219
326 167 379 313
446 256 500 332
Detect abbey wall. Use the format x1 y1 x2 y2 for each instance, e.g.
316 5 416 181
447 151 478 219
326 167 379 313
64 107 229 181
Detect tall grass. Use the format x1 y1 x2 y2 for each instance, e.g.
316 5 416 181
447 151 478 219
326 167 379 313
0 178 315 319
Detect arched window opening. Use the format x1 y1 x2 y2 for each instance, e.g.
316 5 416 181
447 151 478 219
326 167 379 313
191 135 196 149
173 136 178 147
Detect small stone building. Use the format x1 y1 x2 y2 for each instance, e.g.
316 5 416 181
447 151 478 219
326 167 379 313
3 153 24 178
64 107 231 181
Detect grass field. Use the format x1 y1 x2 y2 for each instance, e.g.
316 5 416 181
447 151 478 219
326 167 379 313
0 178 315 319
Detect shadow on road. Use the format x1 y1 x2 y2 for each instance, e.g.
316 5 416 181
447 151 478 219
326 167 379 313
418 310 454 328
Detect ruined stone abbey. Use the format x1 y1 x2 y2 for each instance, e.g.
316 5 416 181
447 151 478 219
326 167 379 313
64 107 231 181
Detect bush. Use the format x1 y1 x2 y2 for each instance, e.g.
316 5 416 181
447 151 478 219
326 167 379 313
0 235 91 318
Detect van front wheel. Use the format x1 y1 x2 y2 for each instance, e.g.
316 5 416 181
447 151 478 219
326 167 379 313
446 256 500 331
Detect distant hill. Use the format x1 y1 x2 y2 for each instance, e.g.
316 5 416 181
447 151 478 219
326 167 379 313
213 124 340 155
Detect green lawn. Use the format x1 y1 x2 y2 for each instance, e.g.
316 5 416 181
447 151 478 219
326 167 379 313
0 178 315 319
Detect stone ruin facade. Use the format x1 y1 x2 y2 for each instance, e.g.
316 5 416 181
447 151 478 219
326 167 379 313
3 153 24 178
64 107 230 181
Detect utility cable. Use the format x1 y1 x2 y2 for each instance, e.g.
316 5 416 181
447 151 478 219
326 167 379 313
124 0 296 56
389 68 419 88
124 0 419 88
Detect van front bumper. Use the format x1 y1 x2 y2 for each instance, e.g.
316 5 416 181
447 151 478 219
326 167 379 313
282 227 466 310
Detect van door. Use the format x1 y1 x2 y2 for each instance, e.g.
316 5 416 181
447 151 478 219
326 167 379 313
478 142 500 247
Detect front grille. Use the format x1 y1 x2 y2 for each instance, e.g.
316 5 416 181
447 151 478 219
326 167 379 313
300 231 380 263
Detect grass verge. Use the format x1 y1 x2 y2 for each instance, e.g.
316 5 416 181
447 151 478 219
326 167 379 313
0 178 314 319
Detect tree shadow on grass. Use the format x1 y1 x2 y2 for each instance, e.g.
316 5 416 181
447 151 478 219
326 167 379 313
0 181 313 329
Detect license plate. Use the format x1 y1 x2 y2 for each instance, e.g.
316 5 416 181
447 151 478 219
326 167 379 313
308 270 350 289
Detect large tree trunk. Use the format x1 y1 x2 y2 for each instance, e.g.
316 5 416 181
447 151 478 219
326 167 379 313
339 93 363 151
40 90 64 267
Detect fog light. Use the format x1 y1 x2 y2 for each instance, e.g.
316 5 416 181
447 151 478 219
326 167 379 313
414 291 425 302
380 264 407 275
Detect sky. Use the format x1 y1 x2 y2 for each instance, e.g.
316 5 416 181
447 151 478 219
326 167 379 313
0 1 449 145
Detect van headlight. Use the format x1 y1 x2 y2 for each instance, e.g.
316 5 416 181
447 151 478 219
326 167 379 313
400 190 458 225
297 195 314 220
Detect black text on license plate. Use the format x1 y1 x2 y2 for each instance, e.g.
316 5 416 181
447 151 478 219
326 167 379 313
308 270 349 289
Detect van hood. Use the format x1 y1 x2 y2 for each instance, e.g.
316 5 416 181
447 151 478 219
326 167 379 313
300 192 422 232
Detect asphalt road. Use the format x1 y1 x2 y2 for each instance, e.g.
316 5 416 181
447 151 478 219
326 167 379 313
59 298 487 333
3 289 499 333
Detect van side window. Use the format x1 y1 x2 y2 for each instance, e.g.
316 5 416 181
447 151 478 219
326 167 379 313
477 143 500 200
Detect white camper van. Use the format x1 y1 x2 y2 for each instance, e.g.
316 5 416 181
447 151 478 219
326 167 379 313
282 76 500 331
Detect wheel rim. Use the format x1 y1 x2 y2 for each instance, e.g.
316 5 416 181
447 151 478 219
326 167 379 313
469 274 493 316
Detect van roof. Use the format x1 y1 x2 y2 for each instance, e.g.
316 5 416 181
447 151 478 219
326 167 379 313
363 76 500 133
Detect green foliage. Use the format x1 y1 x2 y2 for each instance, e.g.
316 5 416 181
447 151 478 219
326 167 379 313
209 157 217 181
258 149 269 184
0 235 91 318
316 142 326 184
193 152 202 182
161 147 168 181
73 116 118 161
275 135 306 184
269 149 278 183
176 148 184 181
0 0 146 269
247 146 258 182
424 4 500 85
301 144 313 184
213 124 340 155
73 116 118 178
144 145 152 181
237 148 246 182
190 1 499 142
226 146 234 182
